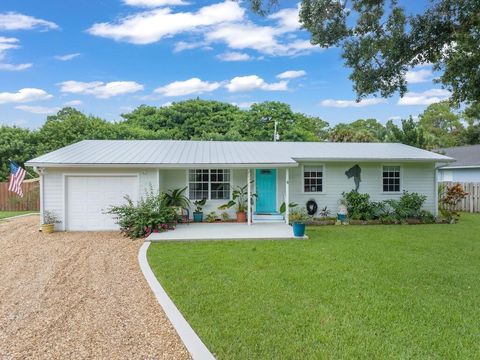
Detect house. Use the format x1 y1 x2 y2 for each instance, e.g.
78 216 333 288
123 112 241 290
436 145 480 182
26 140 453 231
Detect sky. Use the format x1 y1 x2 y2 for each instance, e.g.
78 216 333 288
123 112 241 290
0 0 450 129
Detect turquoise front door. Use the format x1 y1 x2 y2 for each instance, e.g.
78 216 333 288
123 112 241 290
255 169 277 213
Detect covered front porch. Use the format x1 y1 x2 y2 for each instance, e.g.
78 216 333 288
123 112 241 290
146 222 302 241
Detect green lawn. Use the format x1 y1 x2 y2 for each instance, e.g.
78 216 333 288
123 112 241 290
0 211 37 219
147 214 480 359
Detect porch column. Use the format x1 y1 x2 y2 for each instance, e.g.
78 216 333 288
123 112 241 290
285 168 290 225
247 168 252 225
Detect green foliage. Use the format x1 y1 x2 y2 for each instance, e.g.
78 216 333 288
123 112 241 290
163 187 190 208
385 117 426 148
342 190 374 220
106 190 177 238
206 211 218 223
289 208 310 223
342 190 432 222
279 202 298 214
0 126 38 181
193 198 207 213
220 211 230 221
218 184 257 213
385 191 428 221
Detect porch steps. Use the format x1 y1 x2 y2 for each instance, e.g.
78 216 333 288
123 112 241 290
253 213 285 223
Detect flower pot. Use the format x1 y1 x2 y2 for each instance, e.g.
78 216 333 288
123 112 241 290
42 223 55 234
193 212 203 222
292 222 306 237
236 211 246 222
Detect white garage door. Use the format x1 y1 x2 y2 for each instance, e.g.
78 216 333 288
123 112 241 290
66 176 138 231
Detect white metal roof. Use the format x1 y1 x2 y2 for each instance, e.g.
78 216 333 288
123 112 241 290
26 140 454 168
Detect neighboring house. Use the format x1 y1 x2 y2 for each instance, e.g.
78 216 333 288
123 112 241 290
26 140 453 231
436 145 480 182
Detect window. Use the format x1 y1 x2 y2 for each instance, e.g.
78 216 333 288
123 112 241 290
303 166 323 192
188 169 230 200
382 166 401 192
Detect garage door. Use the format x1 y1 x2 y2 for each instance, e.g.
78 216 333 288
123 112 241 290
66 176 138 231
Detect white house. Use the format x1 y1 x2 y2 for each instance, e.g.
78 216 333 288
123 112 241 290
436 145 480 182
26 140 453 231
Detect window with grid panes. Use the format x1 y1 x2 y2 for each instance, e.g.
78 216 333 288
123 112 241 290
188 169 230 200
382 166 400 192
303 166 323 192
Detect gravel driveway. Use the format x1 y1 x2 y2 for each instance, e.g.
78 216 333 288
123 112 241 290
0 215 190 360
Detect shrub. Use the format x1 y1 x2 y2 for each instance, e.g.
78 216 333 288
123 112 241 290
386 191 428 221
206 211 218 223
440 183 468 222
342 190 375 220
289 208 310 223
106 189 177 239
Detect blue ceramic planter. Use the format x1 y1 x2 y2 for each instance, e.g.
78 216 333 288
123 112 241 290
193 212 203 222
293 222 306 237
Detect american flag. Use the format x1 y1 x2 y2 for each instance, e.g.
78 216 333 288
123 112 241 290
8 160 26 197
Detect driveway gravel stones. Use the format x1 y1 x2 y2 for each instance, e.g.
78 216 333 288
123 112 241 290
0 215 190 360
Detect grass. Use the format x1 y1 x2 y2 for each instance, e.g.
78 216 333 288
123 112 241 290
147 214 480 359
0 211 37 219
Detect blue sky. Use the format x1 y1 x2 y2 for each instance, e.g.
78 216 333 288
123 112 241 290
0 0 449 129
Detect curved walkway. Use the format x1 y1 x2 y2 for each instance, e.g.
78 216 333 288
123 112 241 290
0 215 189 359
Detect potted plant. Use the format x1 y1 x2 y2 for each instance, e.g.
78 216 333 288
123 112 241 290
218 184 257 222
42 210 60 234
289 208 309 237
193 198 206 222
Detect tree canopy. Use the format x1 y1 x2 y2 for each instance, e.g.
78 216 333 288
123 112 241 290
0 98 478 181
249 0 480 109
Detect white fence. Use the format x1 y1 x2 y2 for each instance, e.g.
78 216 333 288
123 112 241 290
440 182 480 213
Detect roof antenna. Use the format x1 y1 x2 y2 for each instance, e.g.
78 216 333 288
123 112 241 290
274 120 280 142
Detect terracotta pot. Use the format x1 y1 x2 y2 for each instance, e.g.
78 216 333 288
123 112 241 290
236 211 246 222
42 223 55 234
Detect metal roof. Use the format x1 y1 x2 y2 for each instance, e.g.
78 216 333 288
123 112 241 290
26 140 454 168
435 144 480 168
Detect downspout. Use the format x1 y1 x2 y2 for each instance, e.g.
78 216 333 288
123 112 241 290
33 166 44 229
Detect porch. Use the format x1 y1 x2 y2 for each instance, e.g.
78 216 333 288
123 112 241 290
146 222 304 242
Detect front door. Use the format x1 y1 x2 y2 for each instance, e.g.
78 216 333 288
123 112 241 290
255 169 277 213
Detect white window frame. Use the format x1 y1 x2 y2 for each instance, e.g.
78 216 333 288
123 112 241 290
302 164 325 194
186 169 232 201
381 164 402 194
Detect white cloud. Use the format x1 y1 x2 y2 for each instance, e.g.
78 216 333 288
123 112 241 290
59 80 144 98
154 78 221 96
87 2 319 57
123 0 188 7
216 51 251 61
15 105 60 114
55 53 81 61
173 41 206 52
225 75 288 93
320 98 387 108
268 5 301 32
0 12 59 31
63 99 83 106
0 88 53 104
0 63 32 71
88 1 244 45
0 36 19 59
397 89 450 106
388 116 402 121
161 101 172 107
232 101 255 108
0 37 32 71
277 70 306 79
405 68 432 84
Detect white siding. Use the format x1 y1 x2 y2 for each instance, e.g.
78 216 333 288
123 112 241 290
278 162 436 215
43 167 157 230
42 162 437 231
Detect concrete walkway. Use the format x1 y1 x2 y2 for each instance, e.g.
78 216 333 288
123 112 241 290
146 222 304 241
